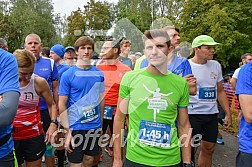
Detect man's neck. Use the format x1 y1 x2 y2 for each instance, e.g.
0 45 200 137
76 60 91 69
120 53 128 58
167 54 175 66
105 55 118 65
146 64 168 75
191 56 207 64
35 54 41 60
56 59 64 66
105 58 118 65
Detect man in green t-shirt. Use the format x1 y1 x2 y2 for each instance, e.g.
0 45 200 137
113 29 193 167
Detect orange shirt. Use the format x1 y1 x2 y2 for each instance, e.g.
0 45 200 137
97 60 131 111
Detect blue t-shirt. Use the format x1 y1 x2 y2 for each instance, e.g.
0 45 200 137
34 56 58 110
119 56 133 69
57 62 70 81
59 65 104 130
140 56 192 77
0 49 20 158
236 62 252 154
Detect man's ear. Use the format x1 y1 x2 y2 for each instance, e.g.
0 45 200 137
113 48 118 54
169 45 175 52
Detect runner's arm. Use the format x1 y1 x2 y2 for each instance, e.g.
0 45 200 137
0 91 19 129
113 97 128 167
99 93 105 125
239 94 252 123
184 74 197 96
52 80 59 111
230 77 237 91
58 95 69 129
36 77 57 120
217 81 232 128
36 77 58 143
178 107 192 164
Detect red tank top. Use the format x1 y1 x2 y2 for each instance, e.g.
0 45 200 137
12 74 43 140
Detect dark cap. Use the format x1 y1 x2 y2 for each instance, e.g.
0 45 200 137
65 46 75 52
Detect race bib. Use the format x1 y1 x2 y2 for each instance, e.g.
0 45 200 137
199 87 216 101
78 105 99 123
138 120 172 147
104 106 114 120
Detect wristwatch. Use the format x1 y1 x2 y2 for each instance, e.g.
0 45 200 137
51 119 58 128
183 162 194 167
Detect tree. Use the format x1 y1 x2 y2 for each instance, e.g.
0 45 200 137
8 0 58 48
0 12 20 52
114 0 154 52
64 0 114 52
64 8 85 46
179 0 252 71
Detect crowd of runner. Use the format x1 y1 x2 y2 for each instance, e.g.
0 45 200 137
0 24 251 167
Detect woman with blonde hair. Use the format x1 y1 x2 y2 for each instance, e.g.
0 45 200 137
12 49 57 167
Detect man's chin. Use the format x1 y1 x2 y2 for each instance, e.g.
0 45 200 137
150 63 161 68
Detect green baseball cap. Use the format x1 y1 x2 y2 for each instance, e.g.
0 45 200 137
192 35 220 48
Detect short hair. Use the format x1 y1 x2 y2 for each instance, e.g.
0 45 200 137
41 47 50 57
13 49 36 68
25 34 41 44
120 39 131 47
143 29 171 48
74 36 94 51
241 53 252 59
0 38 7 46
0 38 8 50
103 39 121 54
162 26 180 34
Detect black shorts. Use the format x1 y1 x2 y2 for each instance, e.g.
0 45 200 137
14 134 46 165
0 150 15 167
123 158 181 167
67 129 101 163
189 114 218 145
40 109 51 132
236 151 252 167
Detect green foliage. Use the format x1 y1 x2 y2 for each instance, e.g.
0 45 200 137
64 0 114 49
0 13 20 51
2 0 252 70
64 9 85 47
0 0 60 52
179 0 252 70
114 0 154 52
9 0 58 48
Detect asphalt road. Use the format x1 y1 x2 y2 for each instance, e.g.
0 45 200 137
43 130 238 167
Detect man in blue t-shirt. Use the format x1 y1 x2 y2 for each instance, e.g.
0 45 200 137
24 34 58 167
59 36 105 166
50 44 70 81
118 39 133 69
235 61 252 167
0 49 20 167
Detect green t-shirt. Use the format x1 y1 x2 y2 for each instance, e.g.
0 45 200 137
119 69 189 166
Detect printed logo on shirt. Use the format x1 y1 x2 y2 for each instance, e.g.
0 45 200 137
23 92 34 101
210 72 217 79
143 84 174 122
40 68 49 71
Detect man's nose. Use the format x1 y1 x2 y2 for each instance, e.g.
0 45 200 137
151 46 158 54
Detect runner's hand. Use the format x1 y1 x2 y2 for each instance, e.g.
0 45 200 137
45 123 57 144
223 114 232 128
65 129 75 153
